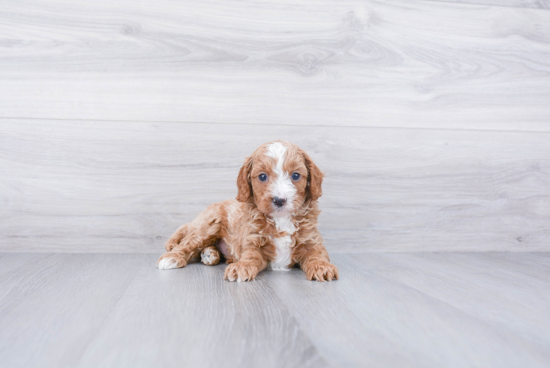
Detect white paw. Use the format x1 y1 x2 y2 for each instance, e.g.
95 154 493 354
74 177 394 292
157 258 178 270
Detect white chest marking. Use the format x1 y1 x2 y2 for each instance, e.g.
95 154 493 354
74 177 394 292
269 214 296 271
273 214 296 234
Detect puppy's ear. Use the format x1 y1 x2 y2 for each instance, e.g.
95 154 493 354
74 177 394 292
301 150 324 201
236 155 253 202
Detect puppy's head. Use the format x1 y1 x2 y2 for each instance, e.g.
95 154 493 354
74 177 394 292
236 141 323 216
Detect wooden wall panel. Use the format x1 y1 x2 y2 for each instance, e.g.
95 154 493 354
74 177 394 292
1 119 549 252
1 0 549 253
428 0 550 9
0 0 549 131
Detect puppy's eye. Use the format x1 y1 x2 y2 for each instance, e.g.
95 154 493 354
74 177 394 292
258 173 268 182
292 172 301 181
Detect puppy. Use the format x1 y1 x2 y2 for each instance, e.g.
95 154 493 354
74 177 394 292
157 141 338 282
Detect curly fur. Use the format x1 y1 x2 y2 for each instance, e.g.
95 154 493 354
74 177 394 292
157 141 338 282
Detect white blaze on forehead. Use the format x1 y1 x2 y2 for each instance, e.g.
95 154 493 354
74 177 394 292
265 142 297 207
266 142 287 164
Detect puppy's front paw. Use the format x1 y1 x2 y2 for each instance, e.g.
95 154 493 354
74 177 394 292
224 262 259 282
304 261 339 282
157 253 187 270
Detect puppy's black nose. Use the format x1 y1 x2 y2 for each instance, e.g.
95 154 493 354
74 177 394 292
272 197 287 208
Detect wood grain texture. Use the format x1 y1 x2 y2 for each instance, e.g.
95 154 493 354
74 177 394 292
352 252 550 359
272 252 550 367
427 0 550 9
0 0 550 131
0 253 56 299
1 119 549 252
79 255 327 368
0 254 144 368
0 253 549 368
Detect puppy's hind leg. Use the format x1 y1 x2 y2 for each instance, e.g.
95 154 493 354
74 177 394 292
164 223 190 252
157 205 222 270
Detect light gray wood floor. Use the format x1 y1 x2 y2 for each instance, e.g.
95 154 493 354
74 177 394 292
1 252 549 368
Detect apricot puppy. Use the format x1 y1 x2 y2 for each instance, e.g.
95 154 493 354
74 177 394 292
157 141 338 282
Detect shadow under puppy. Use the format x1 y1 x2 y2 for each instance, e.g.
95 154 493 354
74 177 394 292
157 140 338 282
